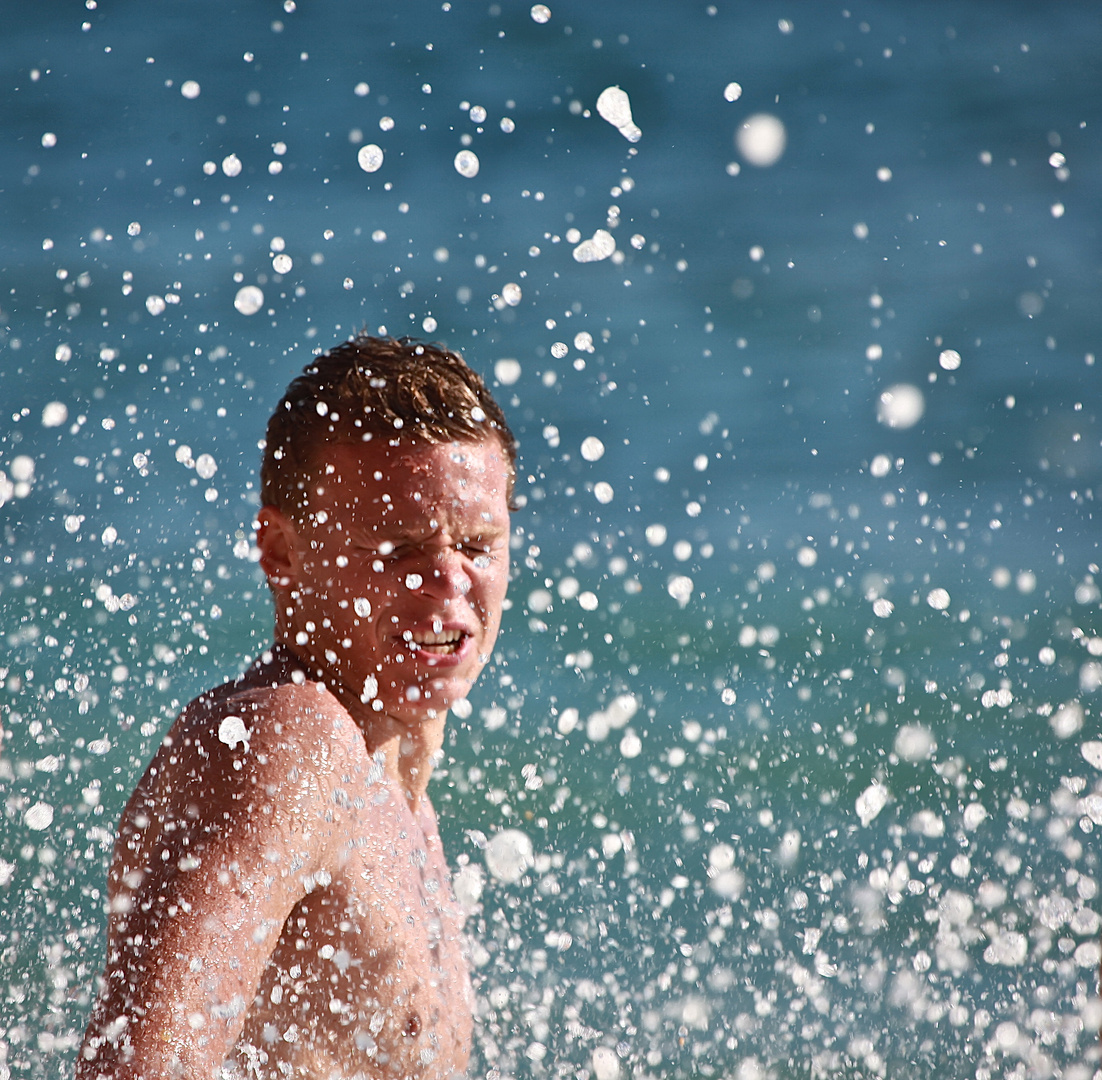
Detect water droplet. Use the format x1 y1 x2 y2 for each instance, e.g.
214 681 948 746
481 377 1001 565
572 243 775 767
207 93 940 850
550 341 568 359
926 587 951 611
180 80 201 99
593 482 613 504
24 802 55 830
501 282 522 306
195 453 218 480
469 105 487 123
218 716 249 749
939 348 962 371
343 277 354 290
895 724 936 762
856 782 889 826
596 85 641 142
494 358 521 385
357 143 384 172
222 153 243 177
581 436 605 462
736 113 786 167
591 1047 621 1080
234 285 264 315
271 253 293 274
484 829 534 883
572 230 616 262
876 383 924 429
723 81 743 102
530 4 551 23
41 402 68 428
422 316 437 333
454 149 480 178
667 575 694 607
127 221 141 237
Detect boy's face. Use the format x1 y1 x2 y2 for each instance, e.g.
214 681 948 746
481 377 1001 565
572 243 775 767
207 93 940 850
261 436 512 726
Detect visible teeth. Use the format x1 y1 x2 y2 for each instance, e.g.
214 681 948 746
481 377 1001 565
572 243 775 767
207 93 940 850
410 630 463 647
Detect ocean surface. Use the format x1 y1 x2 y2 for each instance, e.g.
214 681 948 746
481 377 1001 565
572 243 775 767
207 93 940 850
2 2 1102 1077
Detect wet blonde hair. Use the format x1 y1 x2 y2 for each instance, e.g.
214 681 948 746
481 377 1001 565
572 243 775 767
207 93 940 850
260 334 517 516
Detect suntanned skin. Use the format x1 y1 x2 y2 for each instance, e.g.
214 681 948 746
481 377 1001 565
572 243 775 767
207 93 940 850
78 437 512 1080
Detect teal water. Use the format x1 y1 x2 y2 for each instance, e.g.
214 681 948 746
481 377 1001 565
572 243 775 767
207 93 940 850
2 2 1102 1077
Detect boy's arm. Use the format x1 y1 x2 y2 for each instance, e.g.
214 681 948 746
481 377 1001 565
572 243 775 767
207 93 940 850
77 695 340 1079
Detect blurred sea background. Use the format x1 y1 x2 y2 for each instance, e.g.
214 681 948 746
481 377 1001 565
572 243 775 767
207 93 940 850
2 2 1102 1077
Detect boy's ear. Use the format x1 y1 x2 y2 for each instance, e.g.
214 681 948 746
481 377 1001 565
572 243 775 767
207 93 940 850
256 506 298 589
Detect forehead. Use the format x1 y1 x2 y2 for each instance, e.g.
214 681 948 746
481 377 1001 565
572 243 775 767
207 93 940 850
311 437 509 516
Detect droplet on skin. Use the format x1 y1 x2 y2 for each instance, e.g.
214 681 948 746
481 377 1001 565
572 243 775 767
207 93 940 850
218 716 249 749
234 285 264 315
736 113 786 167
454 149 480 178
361 675 378 703
357 144 384 172
222 153 243 177
405 574 423 590
353 597 371 618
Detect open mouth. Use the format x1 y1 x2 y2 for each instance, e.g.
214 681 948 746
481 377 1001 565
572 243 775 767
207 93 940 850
403 629 467 656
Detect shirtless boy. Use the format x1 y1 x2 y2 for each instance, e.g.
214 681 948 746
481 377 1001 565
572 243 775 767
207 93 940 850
77 335 516 1079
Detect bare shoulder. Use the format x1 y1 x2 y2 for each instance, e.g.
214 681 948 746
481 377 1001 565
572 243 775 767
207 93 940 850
113 679 365 890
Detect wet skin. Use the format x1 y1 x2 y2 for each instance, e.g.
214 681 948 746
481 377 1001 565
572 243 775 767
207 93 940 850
78 437 512 1079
